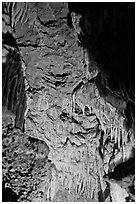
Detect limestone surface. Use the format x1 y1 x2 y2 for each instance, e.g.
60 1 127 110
2 2 135 202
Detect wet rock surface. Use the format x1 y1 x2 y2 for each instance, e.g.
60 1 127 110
2 2 135 202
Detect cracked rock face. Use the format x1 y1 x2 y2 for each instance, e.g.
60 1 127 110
2 2 135 202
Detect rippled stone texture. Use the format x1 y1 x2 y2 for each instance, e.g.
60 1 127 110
2 2 135 202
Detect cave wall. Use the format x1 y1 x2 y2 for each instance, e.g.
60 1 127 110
2 2 135 202
2 37 26 131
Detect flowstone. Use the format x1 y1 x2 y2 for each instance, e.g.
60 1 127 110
2 2 135 202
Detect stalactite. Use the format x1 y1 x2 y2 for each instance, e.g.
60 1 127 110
110 125 113 141
114 128 117 144
118 128 121 149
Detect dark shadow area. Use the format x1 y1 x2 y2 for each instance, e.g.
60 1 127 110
106 157 135 180
68 2 135 99
2 32 19 49
129 185 135 195
2 182 19 202
98 189 105 202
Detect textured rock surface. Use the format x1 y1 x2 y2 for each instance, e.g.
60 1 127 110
2 47 26 130
2 2 135 202
3 129 51 201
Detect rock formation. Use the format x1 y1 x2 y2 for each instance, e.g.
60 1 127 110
2 2 135 202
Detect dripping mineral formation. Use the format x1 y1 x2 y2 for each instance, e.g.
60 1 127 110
2 2 135 202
